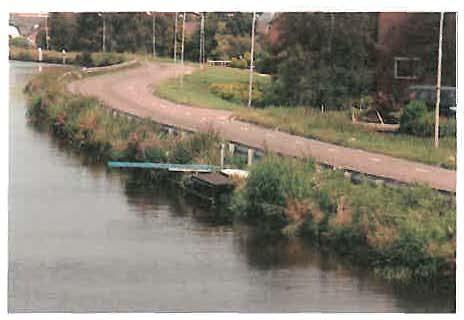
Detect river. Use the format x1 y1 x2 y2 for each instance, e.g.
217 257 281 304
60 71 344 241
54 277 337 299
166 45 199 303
8 60 454 313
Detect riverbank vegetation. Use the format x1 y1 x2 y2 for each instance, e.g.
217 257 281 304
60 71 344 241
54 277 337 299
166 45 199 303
24 68 455 289
25 70 222 172
10 47 129 67
154 66 456 169
230 156 455 287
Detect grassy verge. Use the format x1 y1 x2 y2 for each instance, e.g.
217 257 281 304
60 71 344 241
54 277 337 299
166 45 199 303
231 155 455 286
24 70 222 169
10 46 131 67
154 66 270 111
154 67 456 169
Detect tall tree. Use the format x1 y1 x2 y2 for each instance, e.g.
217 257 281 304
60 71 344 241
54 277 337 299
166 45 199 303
270 13 377 108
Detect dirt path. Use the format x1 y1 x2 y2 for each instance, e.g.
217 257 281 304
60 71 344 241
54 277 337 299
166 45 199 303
68 62 456 192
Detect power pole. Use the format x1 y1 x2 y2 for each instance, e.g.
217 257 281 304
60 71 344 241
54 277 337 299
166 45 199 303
173 12 178 63
434 12 444 148
247 12 256 108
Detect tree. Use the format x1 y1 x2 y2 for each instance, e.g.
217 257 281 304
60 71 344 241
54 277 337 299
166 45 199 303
269 13 377 108
49 13 77 51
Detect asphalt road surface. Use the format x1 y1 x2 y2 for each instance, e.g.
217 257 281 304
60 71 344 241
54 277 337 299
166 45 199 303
68 62 456 192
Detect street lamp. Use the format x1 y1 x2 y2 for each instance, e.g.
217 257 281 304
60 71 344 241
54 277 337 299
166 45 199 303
44 13 49 50
192 12 206 68
98 13 106 52
173 12 178 63
434 12 445 148
247 12 257 108
146 12 156 57
180 12 186 66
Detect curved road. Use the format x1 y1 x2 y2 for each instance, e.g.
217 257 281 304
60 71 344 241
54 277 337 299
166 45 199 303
68 62 456 192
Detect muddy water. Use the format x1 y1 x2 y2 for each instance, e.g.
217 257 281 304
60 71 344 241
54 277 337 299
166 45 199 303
8 61 454 312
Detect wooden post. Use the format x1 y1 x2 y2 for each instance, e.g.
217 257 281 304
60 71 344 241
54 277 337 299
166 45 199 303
434 12 444 148
247 148 254 166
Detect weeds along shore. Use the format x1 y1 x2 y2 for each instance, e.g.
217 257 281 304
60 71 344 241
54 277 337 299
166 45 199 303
24 69 456 289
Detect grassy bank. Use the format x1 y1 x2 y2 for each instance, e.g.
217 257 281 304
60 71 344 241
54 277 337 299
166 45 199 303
25 68 455 288
231 156 455 286
10 46 130 67
154 67 456 169
25 70 222 171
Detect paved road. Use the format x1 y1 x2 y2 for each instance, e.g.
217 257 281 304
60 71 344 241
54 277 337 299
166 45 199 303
68 62 456 192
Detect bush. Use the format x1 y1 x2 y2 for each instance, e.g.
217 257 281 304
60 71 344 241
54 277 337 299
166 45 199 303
209 82 265 106
91 52 125 67
9 37 32 49
230 154 456 283
75 51 93 67
400 100 456 137
230 57 248 69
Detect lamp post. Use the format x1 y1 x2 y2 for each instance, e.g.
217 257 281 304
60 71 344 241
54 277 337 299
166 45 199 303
247 12 257 108
98 13 106 52
44 14 49 50
173 12 178 63
181 12 186 66
200 12 205 67
193 12 205 67
146 12 156 57
434 12 444 148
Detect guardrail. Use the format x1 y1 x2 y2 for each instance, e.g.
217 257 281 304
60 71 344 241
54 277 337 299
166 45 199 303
81 59 139 74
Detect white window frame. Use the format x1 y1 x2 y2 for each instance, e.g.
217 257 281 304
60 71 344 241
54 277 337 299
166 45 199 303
394 57 420 80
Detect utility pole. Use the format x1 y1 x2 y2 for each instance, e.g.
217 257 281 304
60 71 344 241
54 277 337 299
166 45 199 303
247 12 256 108
173 12 178 63
434 12 444 148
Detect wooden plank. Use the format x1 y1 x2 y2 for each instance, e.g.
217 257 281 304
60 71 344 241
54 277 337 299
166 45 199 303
108 161 219 172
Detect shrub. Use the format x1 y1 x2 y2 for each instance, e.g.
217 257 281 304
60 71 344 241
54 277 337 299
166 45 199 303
9 37 32 49
209 82 265 106
400 100 456 137
230 57 248 69
75 51 93 67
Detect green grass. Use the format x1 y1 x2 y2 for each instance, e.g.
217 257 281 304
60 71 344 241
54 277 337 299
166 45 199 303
24 70 222 167
154 66 270 111
236 107 456 169
154 67 456 169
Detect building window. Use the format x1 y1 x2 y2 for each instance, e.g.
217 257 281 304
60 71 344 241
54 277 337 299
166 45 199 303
394 57 420 79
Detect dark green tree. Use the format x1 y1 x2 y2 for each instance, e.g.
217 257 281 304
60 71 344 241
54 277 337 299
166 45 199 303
49 13 77 51
270 13 377 108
